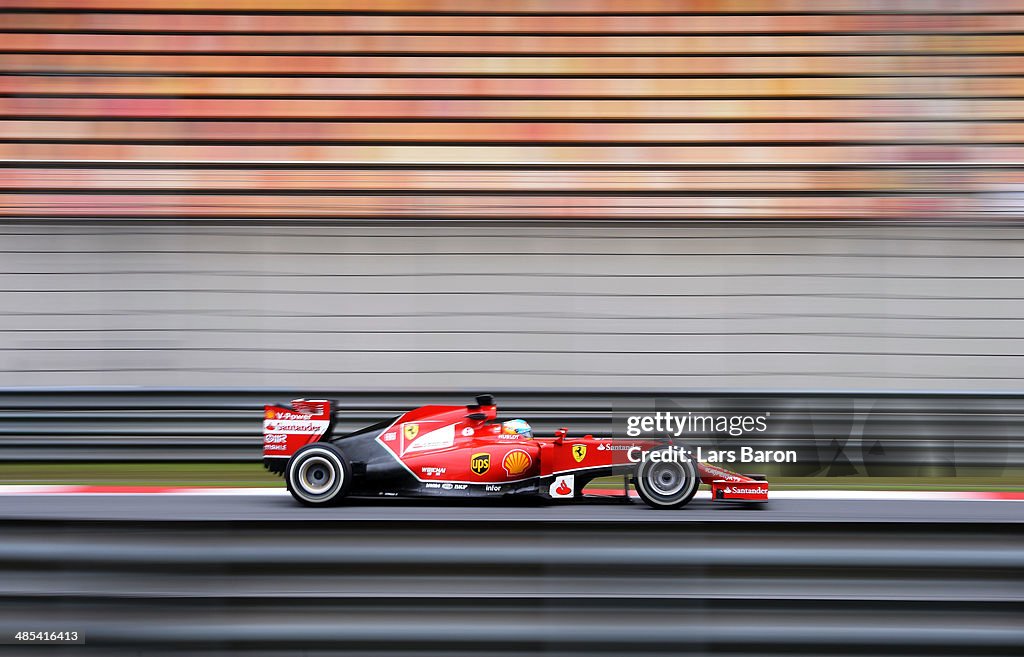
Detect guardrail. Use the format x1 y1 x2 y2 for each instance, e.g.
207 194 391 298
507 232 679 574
0 390 1021 475
0 518 1020 654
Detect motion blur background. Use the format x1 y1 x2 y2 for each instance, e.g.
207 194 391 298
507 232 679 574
3 0 1024 392
2 3 1023 656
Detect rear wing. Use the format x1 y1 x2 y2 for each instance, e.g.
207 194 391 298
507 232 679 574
263 399 334 474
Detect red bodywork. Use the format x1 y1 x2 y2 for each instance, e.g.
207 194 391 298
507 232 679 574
263 399 332 457
264 398 768 503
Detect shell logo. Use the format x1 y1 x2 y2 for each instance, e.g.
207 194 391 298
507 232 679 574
264 409 275 419
502 449 533 476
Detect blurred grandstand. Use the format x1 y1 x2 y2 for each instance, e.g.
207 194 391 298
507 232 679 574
0 0 1022 390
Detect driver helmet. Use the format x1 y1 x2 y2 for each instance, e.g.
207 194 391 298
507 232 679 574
500 419 533 439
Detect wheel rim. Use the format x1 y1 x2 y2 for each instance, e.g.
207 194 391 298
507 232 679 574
297 455 337 495
647 462 687 497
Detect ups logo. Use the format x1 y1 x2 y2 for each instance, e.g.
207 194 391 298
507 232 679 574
470 452 490 476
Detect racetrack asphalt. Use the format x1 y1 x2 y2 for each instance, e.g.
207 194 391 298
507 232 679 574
0 491 1020 523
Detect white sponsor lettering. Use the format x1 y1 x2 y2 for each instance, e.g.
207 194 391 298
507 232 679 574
421 466 447 476
403 424 456 455
723 486 767 496
597 443 635 452
263 419 328 434
701 463 744 481
278 411 313 421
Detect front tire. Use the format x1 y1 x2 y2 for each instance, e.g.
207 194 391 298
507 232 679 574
286 443 351 507
634 447 699 510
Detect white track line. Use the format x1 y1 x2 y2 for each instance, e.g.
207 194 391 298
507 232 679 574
0 486 1019 501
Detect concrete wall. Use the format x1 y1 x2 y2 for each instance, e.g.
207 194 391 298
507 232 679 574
2 221 1019 391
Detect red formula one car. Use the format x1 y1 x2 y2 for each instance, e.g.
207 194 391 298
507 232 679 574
263 395 768 510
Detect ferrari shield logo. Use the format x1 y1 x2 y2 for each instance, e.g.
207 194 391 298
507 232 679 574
572 444 587 463
471 452 490 476
403 423 419 440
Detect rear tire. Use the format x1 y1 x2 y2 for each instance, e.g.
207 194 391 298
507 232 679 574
286 443 351 507
634 447 699 510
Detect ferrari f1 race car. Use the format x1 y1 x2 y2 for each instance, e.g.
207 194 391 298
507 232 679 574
263 395 768 510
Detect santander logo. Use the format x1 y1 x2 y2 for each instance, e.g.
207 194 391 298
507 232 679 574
549 474 574 498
